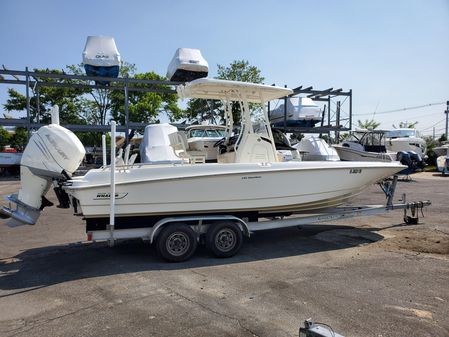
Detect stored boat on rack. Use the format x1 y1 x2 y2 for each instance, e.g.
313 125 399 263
3 79 404 228
167 48 208 82
82 36 121 84
269 97 322 127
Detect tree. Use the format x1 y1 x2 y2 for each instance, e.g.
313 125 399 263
184 99 222 125
392 121 418 129
9 128 28 150
357 119 380 129
109 72 181 125
66 62 137 125
3 69 87 124
0 127 11 149
423 135 438 166
185 60 265 124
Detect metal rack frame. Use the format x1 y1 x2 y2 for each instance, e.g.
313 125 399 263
269 84 353 139
1 68 352 141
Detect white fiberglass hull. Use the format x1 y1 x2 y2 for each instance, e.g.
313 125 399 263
386 137 426 157
333 145 396 162
64 161 404 219
434 145 449 157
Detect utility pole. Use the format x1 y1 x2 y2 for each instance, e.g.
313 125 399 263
445 100 449 140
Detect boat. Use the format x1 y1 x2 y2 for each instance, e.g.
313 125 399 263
435 143 449 175
0 147 22 173
83 36 121 84
433 143 449 157
185 124 226 161
333 129 397 162
140 124 182 164
295 136 340 161
2 78 404 227
167 48 208 82
269 97 322 127
384 128 427 158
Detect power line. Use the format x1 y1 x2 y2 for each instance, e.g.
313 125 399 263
354 102 445 116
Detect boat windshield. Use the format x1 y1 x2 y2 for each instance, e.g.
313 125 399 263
385 129 418 138
189 128 225 138
349 131 386 146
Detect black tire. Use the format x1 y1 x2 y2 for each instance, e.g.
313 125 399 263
206 222 243 258
156 224 197 262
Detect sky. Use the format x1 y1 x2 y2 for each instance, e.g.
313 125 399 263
1 0 449 137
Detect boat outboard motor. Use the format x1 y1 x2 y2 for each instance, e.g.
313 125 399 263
396 151 425 174
83 36 121 85
2 124 85 226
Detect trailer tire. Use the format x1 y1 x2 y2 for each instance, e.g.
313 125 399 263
206 222 243 258
156 224 197 262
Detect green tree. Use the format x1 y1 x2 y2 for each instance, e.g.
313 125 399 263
184 99 222 125
185 60 265 124
0 127 11 149
66 62 137 125
3 69 87 124
9 127 28 150
110 72 181 125
357 119 381 129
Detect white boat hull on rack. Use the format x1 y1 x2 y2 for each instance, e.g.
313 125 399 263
64 161 404 218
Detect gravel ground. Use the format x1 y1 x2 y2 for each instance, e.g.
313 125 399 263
0 172 448 337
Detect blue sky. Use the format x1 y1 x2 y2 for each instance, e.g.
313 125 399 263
1 0 448 136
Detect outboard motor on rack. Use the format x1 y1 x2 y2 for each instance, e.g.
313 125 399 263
2 124 85 226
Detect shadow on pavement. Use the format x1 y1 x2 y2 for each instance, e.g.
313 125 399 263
0 224 385 295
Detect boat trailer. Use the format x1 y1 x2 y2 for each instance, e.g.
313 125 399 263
87 174 430 261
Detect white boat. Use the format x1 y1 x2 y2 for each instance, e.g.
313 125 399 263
435 143 449 175
139 124 182 164
433 143 449 157
186 124 226 161
333 129 397 162
83 36 121 83
3 79 404 227
167 48 208 82
295 136 340 161
0 149 22 169
269 97 322 127
385 129 427 158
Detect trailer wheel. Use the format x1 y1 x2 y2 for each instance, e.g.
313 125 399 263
156 224 197 262
206 222 243 258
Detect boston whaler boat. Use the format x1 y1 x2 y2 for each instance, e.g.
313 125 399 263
3 79 407 261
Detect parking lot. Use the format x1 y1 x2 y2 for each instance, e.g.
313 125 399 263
0 172 448 337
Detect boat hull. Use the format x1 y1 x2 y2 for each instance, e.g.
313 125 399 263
64 161 404 219
333 145 396 162
0 152 22 168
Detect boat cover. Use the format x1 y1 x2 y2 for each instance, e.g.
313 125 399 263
295 136 340 161
167 48 209 82
82 36 121 67
270 97 322 127
140 124 182 164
